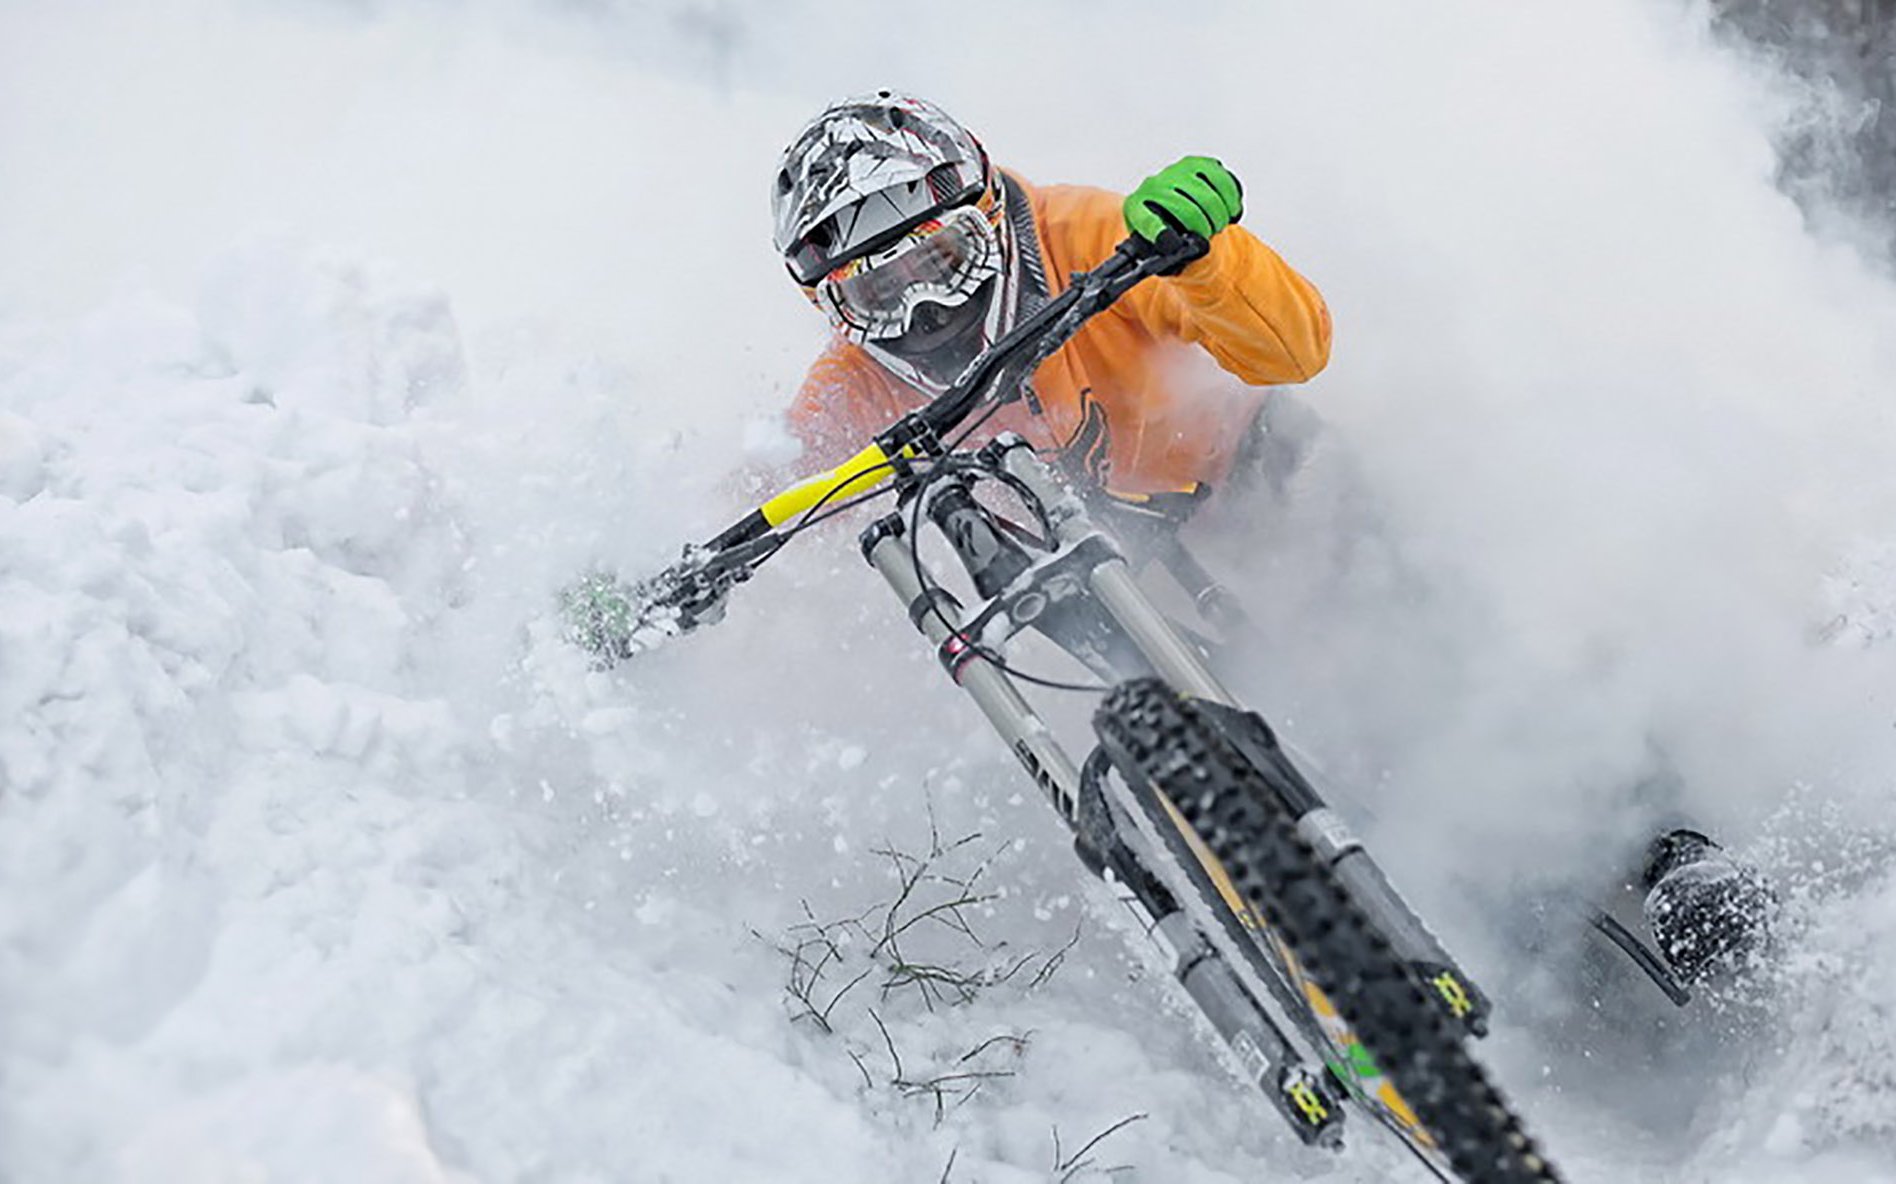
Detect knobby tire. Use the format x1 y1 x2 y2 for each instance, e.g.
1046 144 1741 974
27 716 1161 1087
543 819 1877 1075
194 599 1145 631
1093 678 1562 1184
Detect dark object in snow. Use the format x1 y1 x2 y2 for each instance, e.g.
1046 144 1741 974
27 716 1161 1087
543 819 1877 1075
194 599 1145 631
1641 828 1779 985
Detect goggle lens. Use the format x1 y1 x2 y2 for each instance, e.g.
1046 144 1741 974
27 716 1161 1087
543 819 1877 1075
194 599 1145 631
814 204 1000 341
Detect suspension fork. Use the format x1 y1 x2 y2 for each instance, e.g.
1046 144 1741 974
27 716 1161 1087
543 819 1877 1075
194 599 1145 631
859 510 1086 825
857 507 1338 1145
987 434 1494 1031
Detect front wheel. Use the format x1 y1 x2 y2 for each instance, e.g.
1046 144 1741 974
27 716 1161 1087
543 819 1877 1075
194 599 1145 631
1093 678 1562 1184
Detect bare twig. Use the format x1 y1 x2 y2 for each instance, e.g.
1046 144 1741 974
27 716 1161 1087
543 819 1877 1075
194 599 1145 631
845 1046 874 1091
1029 923 1085 989
1052 1112 1148 1181
776 896 902 1033
958 1031 1031 1062
868 1007 904 1082
758 823 1077 1127
897 1067 1017 1126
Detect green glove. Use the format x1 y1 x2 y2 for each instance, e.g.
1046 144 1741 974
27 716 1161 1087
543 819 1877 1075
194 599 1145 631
559 551 732 665
1123 155 1244 244
560 570 642 665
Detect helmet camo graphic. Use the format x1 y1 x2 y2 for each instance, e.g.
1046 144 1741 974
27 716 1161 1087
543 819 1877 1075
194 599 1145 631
772 90 995 286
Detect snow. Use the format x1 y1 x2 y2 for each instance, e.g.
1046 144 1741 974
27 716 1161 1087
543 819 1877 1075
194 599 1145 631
4 1 1896 1181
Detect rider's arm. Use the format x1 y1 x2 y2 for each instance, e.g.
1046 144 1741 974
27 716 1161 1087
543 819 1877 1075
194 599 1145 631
1146 223 1333 383
1042 184 1333 385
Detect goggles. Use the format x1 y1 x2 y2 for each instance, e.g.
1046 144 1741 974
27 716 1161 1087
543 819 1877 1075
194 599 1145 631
811 199 1003 342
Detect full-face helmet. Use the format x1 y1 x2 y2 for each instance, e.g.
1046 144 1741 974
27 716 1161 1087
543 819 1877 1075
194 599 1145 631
772 91 1020 394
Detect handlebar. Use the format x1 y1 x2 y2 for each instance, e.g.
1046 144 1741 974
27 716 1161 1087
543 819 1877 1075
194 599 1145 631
576 231 1212 659
706 231 1208 557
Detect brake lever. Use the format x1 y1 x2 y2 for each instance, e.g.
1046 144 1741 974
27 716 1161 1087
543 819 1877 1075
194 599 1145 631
651 536 780 627
563 536 779 664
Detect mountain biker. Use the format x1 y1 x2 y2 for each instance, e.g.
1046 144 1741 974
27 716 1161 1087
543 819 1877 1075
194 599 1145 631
772 89 1778 990
569 89 1776 990
774 89 1330 512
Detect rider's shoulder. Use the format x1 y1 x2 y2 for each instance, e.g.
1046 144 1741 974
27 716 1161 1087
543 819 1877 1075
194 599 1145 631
1007 172 1126 262
1009 172 1122 220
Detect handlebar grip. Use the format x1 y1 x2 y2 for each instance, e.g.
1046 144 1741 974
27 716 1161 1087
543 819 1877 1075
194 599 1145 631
1125 229 1211 276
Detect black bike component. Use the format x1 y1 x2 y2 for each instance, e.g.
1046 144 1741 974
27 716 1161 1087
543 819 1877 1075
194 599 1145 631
1146 226 1212 276
1009 537 1156 682
878 415 945 478
1153 533 1250 635
1191 699 1326 818
1094 679 1562 1184
926 473 1033 598
1076 747 1207 926
1588 910 1693 1007
622 534 783 647
976 433 1038 467
1073 746 1124 877
709 508 772 552
931 529 1149 687
858 513 904 563
1273 1064 1347 1148
912 589 963 636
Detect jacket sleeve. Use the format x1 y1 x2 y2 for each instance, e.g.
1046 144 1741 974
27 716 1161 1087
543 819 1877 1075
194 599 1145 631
1056 185 1333 385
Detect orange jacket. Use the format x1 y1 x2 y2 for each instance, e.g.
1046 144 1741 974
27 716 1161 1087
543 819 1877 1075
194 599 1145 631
786 174 1332 497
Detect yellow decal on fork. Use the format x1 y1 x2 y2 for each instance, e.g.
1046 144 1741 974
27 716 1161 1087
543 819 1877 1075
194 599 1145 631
1266 928 1439 1152
1432 971 1475 1019
1286 1080 1331 1126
